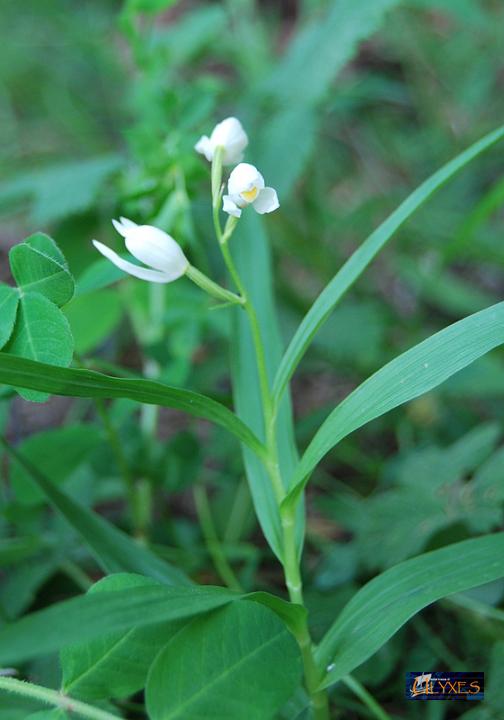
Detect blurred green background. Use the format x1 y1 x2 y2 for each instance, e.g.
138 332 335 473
1 1 504 717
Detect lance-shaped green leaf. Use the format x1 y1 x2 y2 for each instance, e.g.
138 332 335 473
0 284 19 350
316 533 504 687
1 436 190 586
273 123 504 406
0 354 266 458
231 213 301 561
0 584 236 664
5 293 74 402
285 301 504 508
9 233 74 307
146 600 301 720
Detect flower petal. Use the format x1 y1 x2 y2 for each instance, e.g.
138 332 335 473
112 219 127 237
253 187 279 215
92 240 174 283
210 117 248 165
195 135 213 162
123 225 188 279
119 216 138 229
228 163 265 198
223 195 242 218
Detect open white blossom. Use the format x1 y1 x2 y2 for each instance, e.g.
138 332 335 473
222 163 279 218
92 218 189 284
195 117 248 165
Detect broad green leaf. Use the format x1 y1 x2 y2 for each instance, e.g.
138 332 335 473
0 155 122 225
255 0 402 197
0 537 43 568
273 123 504 405
0 555 58 620
75 258 126 296
231 212 301 560
254 107 317 198
0 284 19 350
264 0 401 107
25 712 67 720
0 585 236 664
2 438 190 585
64 290 123 354
0 354 265 458
9 233 74 307
11 424 101 505
61 574 181 700
245 591 307 637
125 0 177 12
316 533 504 687
5 293 74 403
285 301 504 507
146 600 301 720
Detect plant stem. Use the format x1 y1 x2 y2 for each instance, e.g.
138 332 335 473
342 674 392 720
0 677 120 720
193 484 243 592
210 154 329 719
59 560 93 592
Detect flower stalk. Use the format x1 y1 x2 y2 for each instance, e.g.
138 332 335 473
210 150 330 720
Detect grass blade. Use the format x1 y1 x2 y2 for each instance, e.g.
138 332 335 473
316 533 504 686
273 124 504 405
0 353 265 459
285 301 504 506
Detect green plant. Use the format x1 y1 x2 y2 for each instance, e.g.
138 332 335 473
2 2 504 718
1 110 504 718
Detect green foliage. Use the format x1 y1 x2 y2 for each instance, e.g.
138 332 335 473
0 284 19 350
1 233 75 401
231 212 300 560
0 156 122 225
61 574 180 700
64 291 124 355
10 425 101 505
146 600 301 720
2 1 504 718
5 441 190 585
273 123 504 405
286 300 504 506
0 584 236 664
317 533 504 686
0 355 265 457
5 293 74 402
9 233 74 307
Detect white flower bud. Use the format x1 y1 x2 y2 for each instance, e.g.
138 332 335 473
195 117 248 166
92 218 188 284
222 163 279 218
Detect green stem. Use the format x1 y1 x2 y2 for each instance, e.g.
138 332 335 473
194 484 243 592
186 265 244 306
95 399 133 498
342 674 392 720
0 677 120 720
59 560 93 592
209 154 329 720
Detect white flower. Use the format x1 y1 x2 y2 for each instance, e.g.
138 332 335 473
222 163 279 218
195 117 248 165
92 217 189 284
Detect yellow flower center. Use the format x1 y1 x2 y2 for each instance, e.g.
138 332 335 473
241 186 259 202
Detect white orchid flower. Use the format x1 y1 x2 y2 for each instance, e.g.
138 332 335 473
222 163 279 218
92 217 189 284
195 117 248 166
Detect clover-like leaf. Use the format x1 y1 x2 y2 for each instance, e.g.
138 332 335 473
9 232 74 307
0 283 19 350
5 292 74 402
